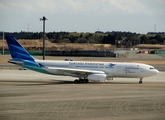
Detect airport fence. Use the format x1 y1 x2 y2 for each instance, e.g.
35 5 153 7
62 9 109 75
46 50 117 57
0 51 42 55
0 50 117 57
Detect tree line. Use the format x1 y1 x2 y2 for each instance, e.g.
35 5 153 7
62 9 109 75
0 31 165 47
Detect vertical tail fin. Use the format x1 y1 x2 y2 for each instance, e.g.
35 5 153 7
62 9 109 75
5 36 35 61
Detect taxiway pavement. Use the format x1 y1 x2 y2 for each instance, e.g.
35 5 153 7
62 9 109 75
0 70 165 120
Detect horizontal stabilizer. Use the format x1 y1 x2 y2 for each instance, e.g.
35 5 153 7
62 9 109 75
8 60 24 66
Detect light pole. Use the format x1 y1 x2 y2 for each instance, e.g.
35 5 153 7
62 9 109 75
40 16 48 60
2 31 4 55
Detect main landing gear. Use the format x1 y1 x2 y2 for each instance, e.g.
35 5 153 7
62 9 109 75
74 78 89 83
139 78 143 84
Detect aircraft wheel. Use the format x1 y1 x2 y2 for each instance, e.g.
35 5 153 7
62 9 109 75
139 81 142 84
74 79 79 83
75 79 88 83
84 79 89 83
79 79 83 83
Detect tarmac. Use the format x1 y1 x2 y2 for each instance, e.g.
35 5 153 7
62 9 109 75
0 70 165 120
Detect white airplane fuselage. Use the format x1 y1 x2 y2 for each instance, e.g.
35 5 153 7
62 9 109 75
23 60 159 79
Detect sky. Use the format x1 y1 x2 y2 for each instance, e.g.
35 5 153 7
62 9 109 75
0 0 165 34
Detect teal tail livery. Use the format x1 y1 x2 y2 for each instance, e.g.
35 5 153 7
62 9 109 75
5 36 35 62
5 36 159 84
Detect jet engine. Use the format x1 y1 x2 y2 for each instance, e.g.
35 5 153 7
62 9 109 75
88 74 107 82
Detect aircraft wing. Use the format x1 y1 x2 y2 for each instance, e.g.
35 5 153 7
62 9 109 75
48 67 105 75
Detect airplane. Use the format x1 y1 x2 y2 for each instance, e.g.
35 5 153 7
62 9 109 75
5 36 159 84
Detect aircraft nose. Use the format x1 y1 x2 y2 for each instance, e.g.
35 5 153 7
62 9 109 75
152 69 159 75
155 69 159 74
148 68 159 76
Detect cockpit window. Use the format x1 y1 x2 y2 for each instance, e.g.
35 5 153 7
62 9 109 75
150 67 154 69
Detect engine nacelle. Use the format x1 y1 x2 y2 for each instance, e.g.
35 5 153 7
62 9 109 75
88 74 107 82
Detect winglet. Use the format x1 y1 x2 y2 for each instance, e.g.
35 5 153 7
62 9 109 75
5 36 35 61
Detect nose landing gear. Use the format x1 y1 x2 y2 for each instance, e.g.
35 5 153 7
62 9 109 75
139 78 143 84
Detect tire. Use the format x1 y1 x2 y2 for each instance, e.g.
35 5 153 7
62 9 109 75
84 79 89 83
74 80 79 83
